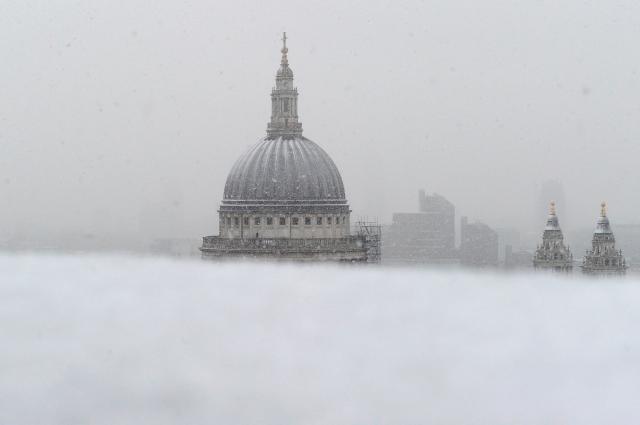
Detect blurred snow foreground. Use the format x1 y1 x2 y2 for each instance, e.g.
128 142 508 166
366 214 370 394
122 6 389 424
2 255 640 425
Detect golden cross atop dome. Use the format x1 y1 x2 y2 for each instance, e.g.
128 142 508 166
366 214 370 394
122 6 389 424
550 201 556 215
601 201 607 217
280 32 289 66
281 32 288 53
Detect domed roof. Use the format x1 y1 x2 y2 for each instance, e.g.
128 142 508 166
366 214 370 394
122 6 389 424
223 136 346 202
545 213 560 231
595 215 612 234
594 202 613 234
277 66 293 78
544 202 561 231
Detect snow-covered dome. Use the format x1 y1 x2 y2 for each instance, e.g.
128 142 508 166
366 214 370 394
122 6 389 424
223 136 346 202
201 33 363 261
222 33 348 205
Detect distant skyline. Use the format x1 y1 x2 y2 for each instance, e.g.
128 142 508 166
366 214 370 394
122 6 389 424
2 0 639 246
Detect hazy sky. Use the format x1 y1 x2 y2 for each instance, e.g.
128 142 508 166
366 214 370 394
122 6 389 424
1 0 639 244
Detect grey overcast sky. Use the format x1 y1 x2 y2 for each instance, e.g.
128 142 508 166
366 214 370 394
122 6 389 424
1 0 639 244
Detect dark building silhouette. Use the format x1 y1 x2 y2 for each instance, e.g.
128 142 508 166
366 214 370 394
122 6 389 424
383 191 456 264
460 217 499 267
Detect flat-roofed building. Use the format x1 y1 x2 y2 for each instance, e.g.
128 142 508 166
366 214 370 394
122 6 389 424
383 191 456 264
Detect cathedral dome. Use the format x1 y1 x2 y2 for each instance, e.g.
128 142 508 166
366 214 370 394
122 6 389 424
223 136 346 202
202 33 367 262
222 32 347 205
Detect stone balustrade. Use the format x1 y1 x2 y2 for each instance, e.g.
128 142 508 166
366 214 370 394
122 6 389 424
200 235 368 261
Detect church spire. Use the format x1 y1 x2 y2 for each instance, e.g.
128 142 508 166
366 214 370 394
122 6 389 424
582 201 626 274
267 32 303 138
281 32 288 66
534 199 572 271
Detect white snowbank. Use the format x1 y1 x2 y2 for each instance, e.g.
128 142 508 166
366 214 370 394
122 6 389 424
1 254 639 424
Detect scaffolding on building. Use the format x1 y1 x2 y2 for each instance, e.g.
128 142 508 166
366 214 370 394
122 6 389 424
355 218 382 264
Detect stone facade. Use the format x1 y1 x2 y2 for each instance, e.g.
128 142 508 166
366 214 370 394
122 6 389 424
384 191 456 264
201 236 366 261
218 212 351 239
460 216 499 267
533 202 573 271
581 203 627 275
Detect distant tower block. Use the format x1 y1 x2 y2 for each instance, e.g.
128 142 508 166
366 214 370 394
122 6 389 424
383 191 456 264
460 216 499 267
581 202 627 275
533 201 573 272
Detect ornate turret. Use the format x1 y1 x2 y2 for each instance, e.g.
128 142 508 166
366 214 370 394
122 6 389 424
267 32 303 138
533 201 573 271
581 202 627 275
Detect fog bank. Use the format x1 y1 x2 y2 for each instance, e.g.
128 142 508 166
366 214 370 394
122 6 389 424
2 255 639 424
